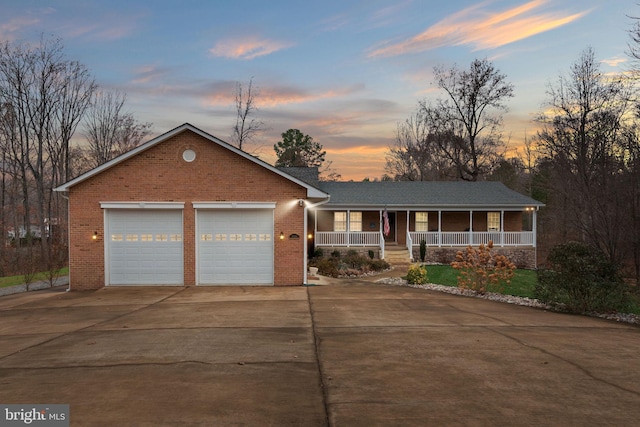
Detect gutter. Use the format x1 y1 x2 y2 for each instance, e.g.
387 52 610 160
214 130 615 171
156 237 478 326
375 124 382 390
303 195 331 285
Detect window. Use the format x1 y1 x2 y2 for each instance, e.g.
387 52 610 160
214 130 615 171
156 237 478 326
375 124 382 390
170 234 182 242
334 211 362 231
415 212 428 232
126 234 138 242
229 233 242 241
156 234 168 242
201 234 213 241
334 212 347 232
245 234 257 241
215 234 226 241
111 234 123 242
349 212 362 232
259 234 271 241
141 234 153 242
487 212 501 231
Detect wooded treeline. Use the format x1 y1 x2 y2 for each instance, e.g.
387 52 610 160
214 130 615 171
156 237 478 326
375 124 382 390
0 37 151 279
385 46 640 282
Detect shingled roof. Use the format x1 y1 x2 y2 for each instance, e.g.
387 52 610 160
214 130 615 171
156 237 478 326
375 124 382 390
316 181 543 209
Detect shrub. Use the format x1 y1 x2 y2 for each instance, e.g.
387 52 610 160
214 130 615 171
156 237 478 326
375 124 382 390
419 240 427 262
406 264 429 284
535 242 630 313
309 257 340 277
343 251 367 269
369 259 390 272
331 250 341 258
309 253 389 277
368 249 375 259
313 248 324 258
451 241 515 294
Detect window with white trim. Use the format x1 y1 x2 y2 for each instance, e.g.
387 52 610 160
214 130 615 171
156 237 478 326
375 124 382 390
415 212 428 232
334 212 347 232
487 212 500 231
349 212 362 232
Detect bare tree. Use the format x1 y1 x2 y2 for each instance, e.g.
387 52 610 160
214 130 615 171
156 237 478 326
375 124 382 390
385 110 452 181
387 59 513 182
0 36 95 273
422 58 514 181
84 89 152 167
231 77 266 151
536 47 633 265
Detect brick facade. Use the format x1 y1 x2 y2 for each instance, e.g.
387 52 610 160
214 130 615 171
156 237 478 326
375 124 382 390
66 128 308 289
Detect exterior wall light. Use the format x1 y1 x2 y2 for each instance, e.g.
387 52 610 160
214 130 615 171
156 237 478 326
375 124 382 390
92 231 98 241
299 199 304 207
307 233 313 240
279 232 285 240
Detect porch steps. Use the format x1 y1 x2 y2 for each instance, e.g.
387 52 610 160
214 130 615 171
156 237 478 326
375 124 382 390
383 246 412 268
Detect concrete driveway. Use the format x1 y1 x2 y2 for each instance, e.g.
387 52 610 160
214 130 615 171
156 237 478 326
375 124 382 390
0 280 639 426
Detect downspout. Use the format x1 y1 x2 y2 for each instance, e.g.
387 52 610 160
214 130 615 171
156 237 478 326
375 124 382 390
59 191 71 292
303 195 331 285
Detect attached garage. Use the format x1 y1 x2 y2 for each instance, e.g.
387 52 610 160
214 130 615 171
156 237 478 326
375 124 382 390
103 204 184 285
196 203 274 285
55 123 329 290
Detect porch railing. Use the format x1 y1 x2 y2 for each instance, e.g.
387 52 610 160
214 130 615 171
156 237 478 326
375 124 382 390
315 231 534 247
409 231 534 247
315 231 381 247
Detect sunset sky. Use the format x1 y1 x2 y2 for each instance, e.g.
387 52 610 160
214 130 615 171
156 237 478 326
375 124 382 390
1 0 636 180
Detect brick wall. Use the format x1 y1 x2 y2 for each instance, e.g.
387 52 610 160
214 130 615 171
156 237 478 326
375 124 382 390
67 129 307 289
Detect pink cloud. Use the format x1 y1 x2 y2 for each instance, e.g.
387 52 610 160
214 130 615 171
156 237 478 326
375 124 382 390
368 0 590 57
209 36 293 60
0 17 40 41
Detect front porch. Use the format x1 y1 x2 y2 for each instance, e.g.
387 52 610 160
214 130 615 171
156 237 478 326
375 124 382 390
310 208 538 267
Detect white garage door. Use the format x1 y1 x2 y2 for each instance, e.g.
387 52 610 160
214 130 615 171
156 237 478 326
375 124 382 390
197 209 274 285
107 209 183 285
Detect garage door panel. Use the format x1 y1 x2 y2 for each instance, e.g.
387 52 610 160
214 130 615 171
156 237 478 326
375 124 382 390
198 209 273 285
107 210 183 285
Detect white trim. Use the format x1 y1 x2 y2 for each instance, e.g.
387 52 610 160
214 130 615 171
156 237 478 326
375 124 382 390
100 202 185 209
192 202 276 209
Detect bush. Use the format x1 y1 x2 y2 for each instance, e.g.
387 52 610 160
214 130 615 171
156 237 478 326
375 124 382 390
309 253 390 277
313 248 324 258
451 241 515 294
309 257 341 277
368 249 375 259
406 264 429 284
419 240 426 262
535 242 630 313
331 250 341 258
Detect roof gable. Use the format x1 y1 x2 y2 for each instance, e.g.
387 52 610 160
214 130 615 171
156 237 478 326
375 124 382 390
54 123 328 199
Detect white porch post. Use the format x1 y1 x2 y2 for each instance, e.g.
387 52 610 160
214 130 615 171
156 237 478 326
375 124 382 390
438 210 442 247
346 209 350 247
406 210 410 248
500 210 505 247
379 210 385 259
532 208 537 248
469 210 473 245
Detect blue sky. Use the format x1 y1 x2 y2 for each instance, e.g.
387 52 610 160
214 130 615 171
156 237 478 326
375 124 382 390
1 0 636 179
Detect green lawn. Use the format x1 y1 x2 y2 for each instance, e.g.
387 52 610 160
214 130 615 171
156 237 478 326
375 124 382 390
423 264 537 298
0 267 69 289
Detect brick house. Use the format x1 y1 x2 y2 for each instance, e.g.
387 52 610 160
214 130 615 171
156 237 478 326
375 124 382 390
56 123 543 290
55 123 328 290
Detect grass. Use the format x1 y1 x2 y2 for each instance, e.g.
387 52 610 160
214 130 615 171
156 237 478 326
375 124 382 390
421 265 640 313
421 264 537 298
0 267 69 289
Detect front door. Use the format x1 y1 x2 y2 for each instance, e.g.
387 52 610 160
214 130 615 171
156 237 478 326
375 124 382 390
384 211 396 243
